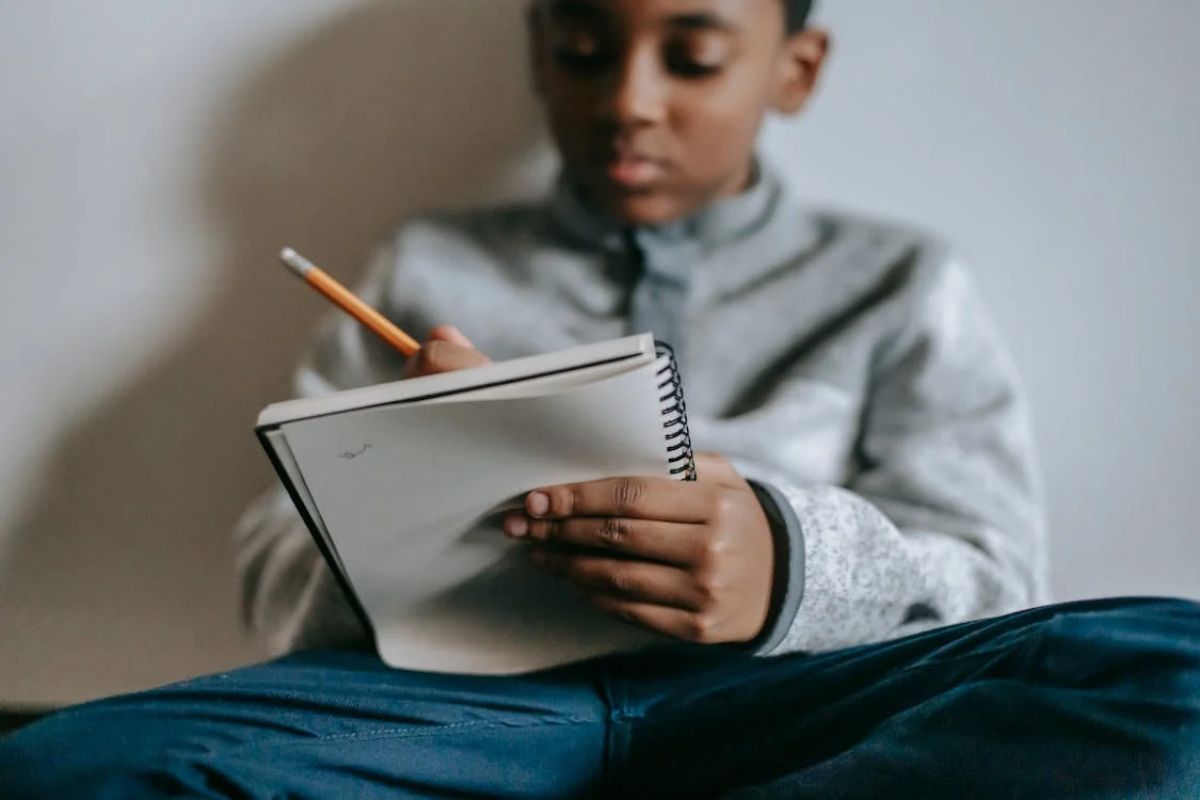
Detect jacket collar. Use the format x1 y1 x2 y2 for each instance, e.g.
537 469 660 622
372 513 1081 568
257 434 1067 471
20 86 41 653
548 156 782 258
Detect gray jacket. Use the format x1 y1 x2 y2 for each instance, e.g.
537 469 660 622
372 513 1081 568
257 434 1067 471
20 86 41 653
234 162 1048 660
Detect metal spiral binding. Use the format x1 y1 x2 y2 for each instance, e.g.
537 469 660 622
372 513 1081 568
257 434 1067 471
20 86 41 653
654 340 697 481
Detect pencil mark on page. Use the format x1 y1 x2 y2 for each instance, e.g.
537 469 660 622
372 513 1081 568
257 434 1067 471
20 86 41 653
339 444 372 461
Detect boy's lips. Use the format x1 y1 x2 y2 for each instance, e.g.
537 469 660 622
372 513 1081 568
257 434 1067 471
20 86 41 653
601 152 668 190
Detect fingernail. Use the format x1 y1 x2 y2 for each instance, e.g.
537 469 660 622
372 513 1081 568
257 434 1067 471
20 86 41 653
527 492 550 517
506 517 528 538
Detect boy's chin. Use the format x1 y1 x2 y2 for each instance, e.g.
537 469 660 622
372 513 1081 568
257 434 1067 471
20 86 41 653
594 190 701 228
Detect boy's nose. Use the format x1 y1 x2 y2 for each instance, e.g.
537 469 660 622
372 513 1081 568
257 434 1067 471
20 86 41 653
602 47 668 128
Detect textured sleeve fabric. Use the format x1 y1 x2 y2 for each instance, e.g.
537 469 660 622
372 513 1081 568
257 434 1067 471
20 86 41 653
232 238 413 656
741 256 1048 656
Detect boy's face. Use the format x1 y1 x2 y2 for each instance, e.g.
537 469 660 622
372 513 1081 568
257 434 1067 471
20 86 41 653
530 0 827 226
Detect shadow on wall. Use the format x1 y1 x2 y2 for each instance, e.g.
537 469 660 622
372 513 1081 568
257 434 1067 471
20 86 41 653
0 0 546 704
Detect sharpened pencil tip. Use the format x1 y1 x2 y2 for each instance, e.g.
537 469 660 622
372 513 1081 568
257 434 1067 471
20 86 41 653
280 247 314 278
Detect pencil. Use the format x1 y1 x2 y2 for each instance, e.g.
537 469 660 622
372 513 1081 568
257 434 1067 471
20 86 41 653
280 247 421 357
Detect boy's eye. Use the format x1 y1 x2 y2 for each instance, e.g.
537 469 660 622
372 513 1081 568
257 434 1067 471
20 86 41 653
550 31 612 72
664 38 730 79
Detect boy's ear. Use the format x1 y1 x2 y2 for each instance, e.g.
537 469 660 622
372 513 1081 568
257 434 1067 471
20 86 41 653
526 2 547 98
772 28 831 115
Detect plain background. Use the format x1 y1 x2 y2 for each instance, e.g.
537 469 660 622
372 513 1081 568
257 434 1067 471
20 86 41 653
1 0 1197 707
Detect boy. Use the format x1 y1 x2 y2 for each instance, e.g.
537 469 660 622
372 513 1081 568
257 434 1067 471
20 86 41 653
3 0 1198 797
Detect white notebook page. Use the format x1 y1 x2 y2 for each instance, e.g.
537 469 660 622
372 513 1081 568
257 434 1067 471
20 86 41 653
279 357 680 674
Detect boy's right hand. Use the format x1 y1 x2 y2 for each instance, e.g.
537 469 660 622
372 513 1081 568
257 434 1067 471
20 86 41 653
401 325 491 379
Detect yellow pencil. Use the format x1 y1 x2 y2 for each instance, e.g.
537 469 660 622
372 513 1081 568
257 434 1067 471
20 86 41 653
280 248 421 357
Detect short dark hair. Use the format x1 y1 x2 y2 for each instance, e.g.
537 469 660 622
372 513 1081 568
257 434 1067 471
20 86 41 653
785 0 815 32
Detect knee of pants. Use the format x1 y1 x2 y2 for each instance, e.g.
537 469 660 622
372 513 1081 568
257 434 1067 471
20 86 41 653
1030 598 1200 767
1028 597 1200 685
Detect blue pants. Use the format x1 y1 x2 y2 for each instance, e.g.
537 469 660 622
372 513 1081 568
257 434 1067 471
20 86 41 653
3 597 1200 798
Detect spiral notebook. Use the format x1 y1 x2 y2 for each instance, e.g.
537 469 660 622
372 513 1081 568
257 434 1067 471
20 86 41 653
255 333 697 675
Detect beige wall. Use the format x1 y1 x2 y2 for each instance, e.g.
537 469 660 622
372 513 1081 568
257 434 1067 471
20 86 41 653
1 0 1197 706
0 0 549 705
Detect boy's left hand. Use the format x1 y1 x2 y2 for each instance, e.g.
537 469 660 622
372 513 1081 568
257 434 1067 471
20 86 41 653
501 453 775 646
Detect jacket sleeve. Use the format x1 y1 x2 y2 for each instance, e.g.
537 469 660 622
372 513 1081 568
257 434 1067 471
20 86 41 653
733 256 1048 656
232 239 412 656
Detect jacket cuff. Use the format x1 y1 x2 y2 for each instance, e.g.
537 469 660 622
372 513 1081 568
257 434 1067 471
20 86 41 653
720 479 806 656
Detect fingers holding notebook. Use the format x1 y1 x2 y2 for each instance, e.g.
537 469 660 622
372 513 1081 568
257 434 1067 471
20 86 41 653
503 458 777 645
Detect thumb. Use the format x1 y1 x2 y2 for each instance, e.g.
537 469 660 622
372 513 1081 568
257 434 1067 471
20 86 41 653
427 324 475 348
